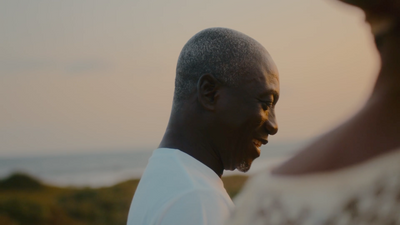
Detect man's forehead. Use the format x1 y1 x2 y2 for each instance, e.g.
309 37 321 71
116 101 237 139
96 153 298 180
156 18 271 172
241 62 279 84
229 48 279 93
240 58 280 96
245 50 278 78
238 71 279 97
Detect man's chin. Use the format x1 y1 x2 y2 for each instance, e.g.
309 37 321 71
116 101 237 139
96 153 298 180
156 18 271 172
236 161 251 173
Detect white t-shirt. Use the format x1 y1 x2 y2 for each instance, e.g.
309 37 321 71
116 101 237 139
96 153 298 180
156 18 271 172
127 148 234 225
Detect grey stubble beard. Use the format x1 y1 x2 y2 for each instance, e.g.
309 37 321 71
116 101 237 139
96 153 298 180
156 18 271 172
236 161 250 173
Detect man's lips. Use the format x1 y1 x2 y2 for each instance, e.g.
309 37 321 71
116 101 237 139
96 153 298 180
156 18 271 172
252 138 268 148
251 138 268 157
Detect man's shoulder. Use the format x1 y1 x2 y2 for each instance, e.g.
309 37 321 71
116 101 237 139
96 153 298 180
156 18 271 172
148 188 233 225
131 148 223 204
171 187 234 208
139 148 222 189
128 187 233 225
127 148 234 225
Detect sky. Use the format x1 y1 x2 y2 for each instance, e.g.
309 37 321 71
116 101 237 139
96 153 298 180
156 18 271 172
0 0 380 157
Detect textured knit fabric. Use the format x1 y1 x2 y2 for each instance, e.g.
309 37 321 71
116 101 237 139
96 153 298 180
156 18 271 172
226 148 400 225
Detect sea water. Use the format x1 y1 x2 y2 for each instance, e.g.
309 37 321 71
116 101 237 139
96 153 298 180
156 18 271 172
0 141 306 187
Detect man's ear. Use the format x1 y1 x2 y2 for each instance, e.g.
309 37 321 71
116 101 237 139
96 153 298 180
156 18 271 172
197 74 220 111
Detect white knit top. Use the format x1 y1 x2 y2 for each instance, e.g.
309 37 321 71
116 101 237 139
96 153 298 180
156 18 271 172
226 148 400 225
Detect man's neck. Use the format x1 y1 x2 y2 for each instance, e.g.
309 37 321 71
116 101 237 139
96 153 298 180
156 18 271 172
159 115 224 177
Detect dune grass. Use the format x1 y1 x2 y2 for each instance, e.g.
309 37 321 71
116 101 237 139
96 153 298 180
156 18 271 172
0 173 248 225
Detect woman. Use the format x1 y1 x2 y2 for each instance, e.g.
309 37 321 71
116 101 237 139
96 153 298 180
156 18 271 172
226 0 400 224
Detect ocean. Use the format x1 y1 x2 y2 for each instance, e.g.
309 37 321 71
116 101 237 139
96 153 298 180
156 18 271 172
0 141 307 187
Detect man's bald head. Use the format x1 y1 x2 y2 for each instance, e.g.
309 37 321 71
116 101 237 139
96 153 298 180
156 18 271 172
161 27 280 176
174 27 272 106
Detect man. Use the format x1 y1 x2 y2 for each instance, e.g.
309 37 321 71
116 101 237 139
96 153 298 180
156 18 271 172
127 27 280 225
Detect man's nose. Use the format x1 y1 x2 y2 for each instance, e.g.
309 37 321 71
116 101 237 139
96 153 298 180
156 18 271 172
265 113 278 135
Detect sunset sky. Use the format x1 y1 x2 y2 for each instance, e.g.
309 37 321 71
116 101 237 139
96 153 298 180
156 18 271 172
1 0 380 157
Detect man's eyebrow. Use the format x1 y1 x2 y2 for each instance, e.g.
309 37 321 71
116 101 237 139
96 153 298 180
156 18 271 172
259 90 279 103
260 90 279 97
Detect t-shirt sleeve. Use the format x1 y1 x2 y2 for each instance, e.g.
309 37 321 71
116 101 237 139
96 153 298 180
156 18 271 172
153 189 232 225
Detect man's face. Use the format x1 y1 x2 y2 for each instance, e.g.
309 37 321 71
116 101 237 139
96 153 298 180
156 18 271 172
214 53 279 172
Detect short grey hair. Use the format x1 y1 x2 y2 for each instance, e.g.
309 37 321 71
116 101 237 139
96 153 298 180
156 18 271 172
174 27 267 105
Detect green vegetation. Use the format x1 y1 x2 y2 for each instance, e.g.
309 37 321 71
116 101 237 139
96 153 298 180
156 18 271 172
0 173 248 225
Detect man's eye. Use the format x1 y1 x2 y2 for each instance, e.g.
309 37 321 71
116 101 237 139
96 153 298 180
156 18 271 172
261 102 272 110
